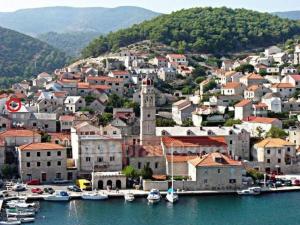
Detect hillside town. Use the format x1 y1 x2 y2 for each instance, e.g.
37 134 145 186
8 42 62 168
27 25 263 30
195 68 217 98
1 42 300 194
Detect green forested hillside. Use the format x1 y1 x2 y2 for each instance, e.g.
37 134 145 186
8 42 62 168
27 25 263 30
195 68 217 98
83 7 300 57
38 31 101 57
0 26 68 83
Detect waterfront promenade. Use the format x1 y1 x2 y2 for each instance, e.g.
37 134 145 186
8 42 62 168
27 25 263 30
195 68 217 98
5 184 300 200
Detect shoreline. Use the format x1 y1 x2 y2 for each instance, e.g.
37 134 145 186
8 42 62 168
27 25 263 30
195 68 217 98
8 186 300 201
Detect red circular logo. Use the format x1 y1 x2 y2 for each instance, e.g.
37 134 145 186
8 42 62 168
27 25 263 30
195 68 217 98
6 98 22 112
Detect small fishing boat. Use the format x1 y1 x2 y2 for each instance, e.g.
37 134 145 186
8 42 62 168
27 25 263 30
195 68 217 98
19 217 35 223
124 193 135 202
0 220 21 225
6 209 35 217
43 191 70 201
237 187 261 195
147 189 161 204
81 191 108 200
6 200 36 209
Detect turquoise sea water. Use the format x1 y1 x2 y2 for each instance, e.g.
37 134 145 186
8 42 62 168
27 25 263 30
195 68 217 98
35 192 300 225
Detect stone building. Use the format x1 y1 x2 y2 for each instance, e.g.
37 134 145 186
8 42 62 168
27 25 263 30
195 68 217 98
17 143 68 183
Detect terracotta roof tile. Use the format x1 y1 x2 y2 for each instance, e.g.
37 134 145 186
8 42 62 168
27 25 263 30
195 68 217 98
161 136 227 148
272 83 295 88
0 129 40 137
166 155 197 163
222 82 241 89
235 99 252 107
255 138 294 148
19 142 64 151
243 116 278 124
189 152 242 167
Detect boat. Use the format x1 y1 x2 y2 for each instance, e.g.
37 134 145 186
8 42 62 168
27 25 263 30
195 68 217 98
147 189 161 203
6 200 36 209
124 193 135 202
166 188 179 203
81 191 108 200
6 209 35 217
0 220 21 225
12 184 26 192
43 191 70 201
166 146 179 203
237 187 261 195
19 217 35 223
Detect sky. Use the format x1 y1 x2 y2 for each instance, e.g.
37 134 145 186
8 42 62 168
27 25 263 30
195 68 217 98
0 0 299 13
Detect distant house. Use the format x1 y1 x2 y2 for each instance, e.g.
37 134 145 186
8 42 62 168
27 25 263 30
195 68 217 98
252 103 268 117
221 82 245 96
234 99 252 120
281 75 300 89
261 93 282 113
294 44 300 65
270 83 295 99
264 46 282 56
243 116 282 137
220 71 243 85
244 85 271 102
64 96 86 113
221 60 234 71
166 54 188 66
172 100 194 125
151 56 168 68
59 115 75 132
157 67 176 82
281 66 297 76
239 73 266 87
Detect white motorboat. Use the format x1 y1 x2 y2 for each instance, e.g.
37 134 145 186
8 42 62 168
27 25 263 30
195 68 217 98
166 188 179 203
43 191 70 201
6 200 36 209
6 209 35 217
237 187 261 195
0 221 21 225
147 189 161 203
81 191 108 200
19 217 35 223
12 184 26 192
124 193 135 202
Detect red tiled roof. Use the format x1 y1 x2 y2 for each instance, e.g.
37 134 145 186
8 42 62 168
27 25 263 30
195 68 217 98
235 99 251 107
19 142 64 151
53 91 68 98
0 129 40 137
87 76 123 83
161 136 227 148
49 133 71 142
253 103 268 109
222 82 241 89
166 155 197 163
243 73 264 80
137 145 163 157
110 71 129 75
167 54 186 59
243 116 278 124
272 83 295 88
189 152 242 167
290 75 300 81
90 85 111 90
77 82 90 89
59 115 75 121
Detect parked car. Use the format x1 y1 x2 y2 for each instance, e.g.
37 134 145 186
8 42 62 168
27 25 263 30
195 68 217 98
43 187 55 194
274 181 282 188
31 188 43 194
67 185 81 192
292 179 300 186
52 178 69 184
283 180 292 186
12 184 26 192
26 179 40 185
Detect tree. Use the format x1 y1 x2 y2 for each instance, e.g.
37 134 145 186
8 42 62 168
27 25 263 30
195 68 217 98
41 132 51 142
266 126 288 138
124 100 140 117
192 66 206 78
203 80 217 92
85 95 96 105
141 164 153 179
98 112 113 126
1 164 17 179
156 118 176 127
181 118 193 127
195 76 205 84
224 119 242 127
122 166 139 178
246 168 264 181
235 64 255 73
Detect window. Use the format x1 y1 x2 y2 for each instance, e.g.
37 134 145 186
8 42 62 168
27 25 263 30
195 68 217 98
267 149 270 154
155 162 159 169
37 162 40 167
98 157 103 162
110 156 115 161
229 140 232 145
86 157 91 162
287 147 290 152
229 179 236 184
47 162 51 167
138 162 141 169
57 151 61 156
45 124 48 129
217 169 221 174
113 131 117 135
26 152 30 157
37 152 40 157
267 159 270 163
26 162 30 167
278 149 281 154
56 173 61 179
204 179 208 184
278 159 281 163
47 152 51 156
57 161 61 166
147 114 151 118
103 131 107 135
33 123 36 127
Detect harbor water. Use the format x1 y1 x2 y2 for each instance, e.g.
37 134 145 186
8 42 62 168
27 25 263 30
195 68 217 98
34 192 300 225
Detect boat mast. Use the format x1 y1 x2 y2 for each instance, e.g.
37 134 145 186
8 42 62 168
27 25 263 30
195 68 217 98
171 144 174 194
